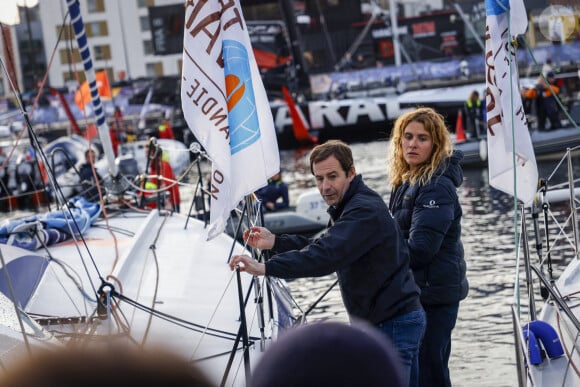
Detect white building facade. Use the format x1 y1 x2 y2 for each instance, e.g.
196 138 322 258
38 0 184 89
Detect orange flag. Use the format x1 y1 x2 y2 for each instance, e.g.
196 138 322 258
75 71 112 110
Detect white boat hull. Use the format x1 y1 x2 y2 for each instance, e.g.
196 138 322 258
0 210 290 386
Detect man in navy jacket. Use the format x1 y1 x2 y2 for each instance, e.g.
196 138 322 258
230 140 425 387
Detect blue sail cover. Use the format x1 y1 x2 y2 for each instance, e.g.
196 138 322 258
0 197 101 251
0 253 49 308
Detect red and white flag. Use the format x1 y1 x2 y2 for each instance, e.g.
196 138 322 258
181 0 280 240
485 0 537 205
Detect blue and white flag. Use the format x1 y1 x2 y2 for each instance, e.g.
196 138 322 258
485 0 537 205
181 0 280 240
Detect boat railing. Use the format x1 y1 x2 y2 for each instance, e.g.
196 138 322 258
528 263 580 332
515 147 580 371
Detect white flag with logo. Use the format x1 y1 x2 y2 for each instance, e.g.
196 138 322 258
485 0 537 205
181 0 280 240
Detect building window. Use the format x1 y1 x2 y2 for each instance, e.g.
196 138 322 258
146 62 164 77
93 45 112 60
56 25 74 41
59 48 81 65
143 40 154 55
87 0 105 13
137 0 155 8
140 15 150 32
62 70 86 84
86 21 109 37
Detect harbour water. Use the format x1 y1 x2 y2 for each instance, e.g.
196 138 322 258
277 140 576 387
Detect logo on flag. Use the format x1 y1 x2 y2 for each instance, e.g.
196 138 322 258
224 40 261 155
181 0 280 240
485 0 538 205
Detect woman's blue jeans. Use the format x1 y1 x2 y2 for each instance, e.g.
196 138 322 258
377 308 426 387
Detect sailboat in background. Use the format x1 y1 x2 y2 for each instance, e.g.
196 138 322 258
0 0 297 385
483 0 580 385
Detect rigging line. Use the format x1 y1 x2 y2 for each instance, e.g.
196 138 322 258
231 275 273 387
0 56 51 205
50 256 98 303
110 307 138 345
116 293 251 341
109 297 138 339
27 9 71 121
0 8 70 173
0 13 81 213
92 222 136 236
106 293 140 341
99 214 256 344
193 347 246 364
33 238 95 319
223 269 252 387
301 278 339 318
334 2 380 71
39 201 104 299
230 276 264 383
495 0 527 320
556 312 580 379
67 306 100 346
547 149 573 183
191 269 240 359
0 24 21 100
268 276 305 318
545 209 577 252
138 218 163 346
531 264 580 330
314 0 337 65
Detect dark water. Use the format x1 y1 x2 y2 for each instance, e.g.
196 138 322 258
278 140 577 387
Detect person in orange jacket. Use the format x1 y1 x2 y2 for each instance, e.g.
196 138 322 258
523 72 562 131
143 142 180 213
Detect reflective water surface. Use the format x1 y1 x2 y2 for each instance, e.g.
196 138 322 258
279 140 577 387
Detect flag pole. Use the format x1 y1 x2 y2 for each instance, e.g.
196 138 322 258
66 0 117 179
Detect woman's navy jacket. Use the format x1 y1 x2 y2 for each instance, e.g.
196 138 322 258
389 150 469 306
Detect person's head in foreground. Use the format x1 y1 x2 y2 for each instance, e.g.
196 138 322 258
0 344 215 387
250 321 405 387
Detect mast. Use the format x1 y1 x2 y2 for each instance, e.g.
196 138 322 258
66 0 117 178
278 0 311 95
389 0 402 66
